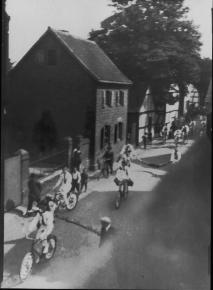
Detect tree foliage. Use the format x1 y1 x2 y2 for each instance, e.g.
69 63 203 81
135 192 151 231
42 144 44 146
196 58 212 106
89 0 202 113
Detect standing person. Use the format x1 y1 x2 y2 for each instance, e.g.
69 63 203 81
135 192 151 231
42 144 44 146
170 148 181 163
25 173 42 216
161 124 168 143
71 167 81 194
108 147 114 174
81 167 88 192
103 146 113 176
142 133 147 149
53 166 72 207
72 145 82 171
148 131 152 144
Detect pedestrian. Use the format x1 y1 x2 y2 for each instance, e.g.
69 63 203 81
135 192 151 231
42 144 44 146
170 148 181 163
103 145 114 175
71 167 81 194
142 133 147 149
25 173 42 215
148 131 152 143
53 166 72 207
72 145 82 171
81 167 88 192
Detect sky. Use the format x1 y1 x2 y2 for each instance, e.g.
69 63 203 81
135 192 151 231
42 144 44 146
6 0 212 63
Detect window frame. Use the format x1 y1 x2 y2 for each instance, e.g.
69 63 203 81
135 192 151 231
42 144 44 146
119 90 125 106
47 49 57 66
106 90 112 107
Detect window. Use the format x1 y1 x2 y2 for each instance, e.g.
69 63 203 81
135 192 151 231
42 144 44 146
119 90 125 106
35 50 44 64
106 90 112 107
114 124 118 143
100 125 111 149
101 91 105 108
115 91 119 106
104 125 111 144
100 128 104 149
47 49 57 65
118 122 123 140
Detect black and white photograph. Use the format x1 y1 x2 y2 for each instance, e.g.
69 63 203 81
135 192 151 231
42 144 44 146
1 0 212 289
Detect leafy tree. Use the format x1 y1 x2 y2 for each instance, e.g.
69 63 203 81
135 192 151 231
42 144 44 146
89 0 202 115
196 58 212 106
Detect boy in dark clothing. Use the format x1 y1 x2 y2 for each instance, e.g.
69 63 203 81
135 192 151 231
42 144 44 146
142 134 147 149
72 146 82 171
81 168 88 192
26 173 42 214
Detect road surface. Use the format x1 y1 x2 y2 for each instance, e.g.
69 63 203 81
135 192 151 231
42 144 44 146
3 137 211 289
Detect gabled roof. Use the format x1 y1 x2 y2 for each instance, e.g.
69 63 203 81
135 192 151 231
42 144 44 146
11 27 132 85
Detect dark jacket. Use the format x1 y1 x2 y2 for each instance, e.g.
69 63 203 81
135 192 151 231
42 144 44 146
28 178 42 199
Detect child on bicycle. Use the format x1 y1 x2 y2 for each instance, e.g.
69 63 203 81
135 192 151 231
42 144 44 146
26 199 56 254
114 159 130 193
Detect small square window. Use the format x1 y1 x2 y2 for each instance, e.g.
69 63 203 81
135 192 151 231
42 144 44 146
35 50 44 64
47 49 57 65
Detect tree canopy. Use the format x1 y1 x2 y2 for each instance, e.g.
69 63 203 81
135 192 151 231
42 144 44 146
89 0 203 114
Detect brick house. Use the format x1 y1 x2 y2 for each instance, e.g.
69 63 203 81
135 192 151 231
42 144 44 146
6 27 132 167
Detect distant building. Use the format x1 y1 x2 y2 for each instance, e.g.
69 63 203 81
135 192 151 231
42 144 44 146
165 84 179 125
183 84 200 114
7 27 132 167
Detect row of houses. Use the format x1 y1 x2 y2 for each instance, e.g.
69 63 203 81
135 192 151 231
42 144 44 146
5 27 200 168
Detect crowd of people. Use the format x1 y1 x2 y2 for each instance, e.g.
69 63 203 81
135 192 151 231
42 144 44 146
24 115 206 251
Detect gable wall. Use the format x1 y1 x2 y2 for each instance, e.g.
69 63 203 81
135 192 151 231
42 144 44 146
7 32 97 154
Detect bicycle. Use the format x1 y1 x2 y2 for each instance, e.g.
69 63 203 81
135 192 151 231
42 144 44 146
115 180 129 209
20 209 57 281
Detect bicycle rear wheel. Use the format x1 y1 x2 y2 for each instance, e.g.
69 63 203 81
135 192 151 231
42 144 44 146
20 252 34 281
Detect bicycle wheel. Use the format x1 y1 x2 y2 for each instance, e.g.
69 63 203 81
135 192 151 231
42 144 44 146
20 252 34 281
67 193 78 210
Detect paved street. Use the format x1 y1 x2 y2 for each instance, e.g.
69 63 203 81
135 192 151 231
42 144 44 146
2 137 211 289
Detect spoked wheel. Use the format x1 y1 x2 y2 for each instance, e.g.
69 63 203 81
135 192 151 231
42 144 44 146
45 235 57 260
66 193 78 210
20 252 34 281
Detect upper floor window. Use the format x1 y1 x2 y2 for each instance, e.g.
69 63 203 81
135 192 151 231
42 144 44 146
47 49 57 65
106 90 112 107
101 91 105 108
35 50 45 64
115 91 119 106
119 91 125 106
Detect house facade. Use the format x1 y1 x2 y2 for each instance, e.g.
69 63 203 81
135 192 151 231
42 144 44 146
165 84 179 125
7 27 132 167
138 87 155 142
183 84 200 114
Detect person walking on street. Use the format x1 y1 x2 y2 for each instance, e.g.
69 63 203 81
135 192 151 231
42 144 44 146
72 145 82 171
53 166 72 207
81 167 88 192
170 148 181 163
25 173 42 215
71 167 81 194
142 133 147 149
103 145 114 176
